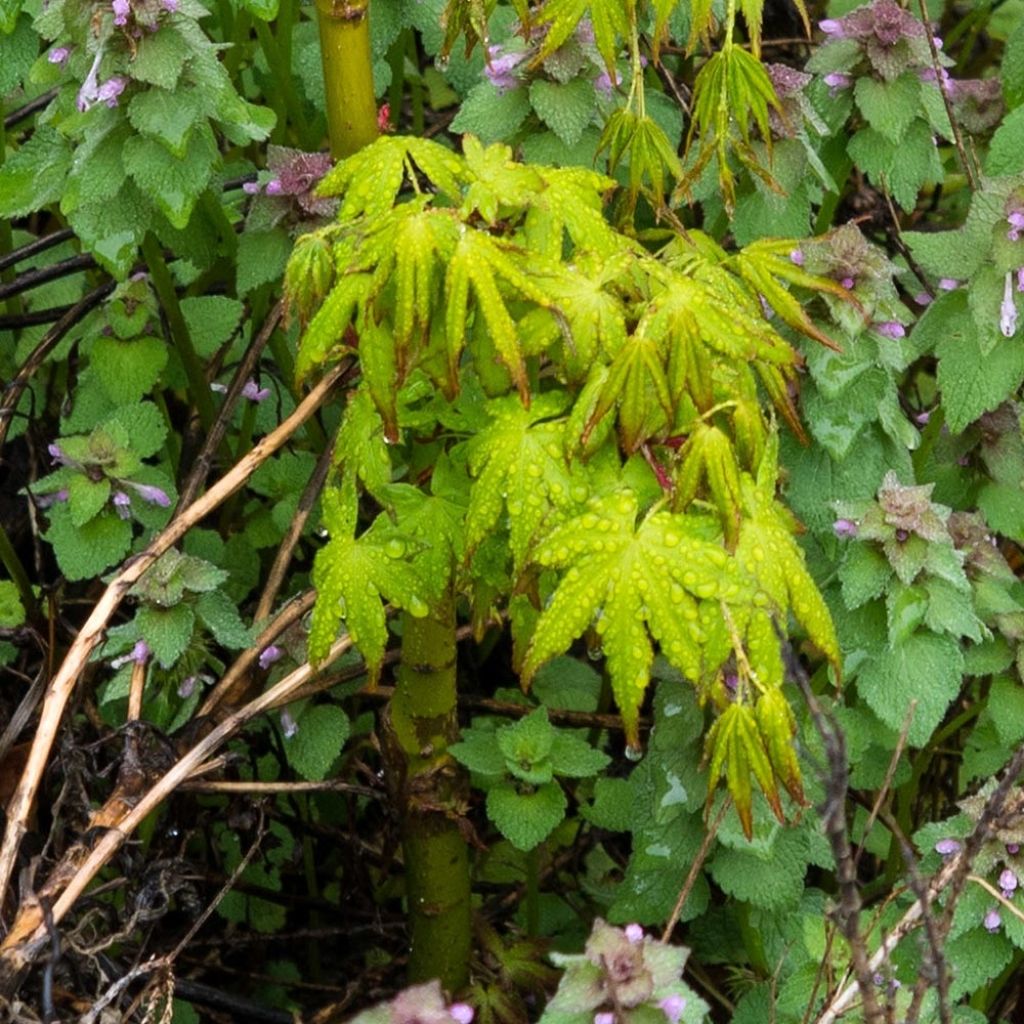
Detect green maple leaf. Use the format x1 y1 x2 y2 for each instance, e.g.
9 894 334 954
530 0 629 79
309 481 430 680
521 491 748 744
316 135 465 219
463 392 582 570
444 226 553 402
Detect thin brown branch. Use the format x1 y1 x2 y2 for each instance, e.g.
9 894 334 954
0 364 347 920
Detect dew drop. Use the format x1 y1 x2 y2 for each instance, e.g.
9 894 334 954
337 595 347 616
625 744 644 762
408 595 429 616
571 485 589 503
385 538 406 559
587 643 604 660
434 53 450 71
664 531 680 548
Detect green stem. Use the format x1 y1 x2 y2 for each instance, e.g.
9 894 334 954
140 234 217 435
525 846 540 937
389 593 472 991
253 18 306 145
314 0 379 160
0 113 25 321
0 520 39 622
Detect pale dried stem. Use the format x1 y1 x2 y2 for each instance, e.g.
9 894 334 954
0 364 346 917
0 635 353 987
198 589 316 718
126 660 147 723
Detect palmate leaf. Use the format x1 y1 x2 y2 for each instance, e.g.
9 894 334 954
316 135 465 219
444 227 553 401
521 491 748 745
463 392 581 569
705 702 779 838
309 482 430 681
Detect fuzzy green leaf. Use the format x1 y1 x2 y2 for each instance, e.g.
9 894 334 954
286 705 350 781
486 780 567 851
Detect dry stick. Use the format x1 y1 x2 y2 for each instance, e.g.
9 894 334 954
126 660 147 724
0 365 347 917
814 748 1024 1024
0 283 115 451
916 0 979 191
790 656 884 1024
253 428 337 624
197 590 317 718
181 779 379 797
853 701 915 871
176 302 284 510
0 635 354 990
661 796 730 942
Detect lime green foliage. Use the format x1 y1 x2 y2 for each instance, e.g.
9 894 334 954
291 132 843 833
450 706 609 850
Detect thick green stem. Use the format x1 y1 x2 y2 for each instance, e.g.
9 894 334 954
389 594 471 991
314 0 379 160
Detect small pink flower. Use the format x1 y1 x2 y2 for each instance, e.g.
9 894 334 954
126 481 171 507
113 491 132 519
1017 268 1024 293
161 0 179 11
48 46 70 65
833 518 858 538
112 0 130 25
242 379 272 402
789 249 804 266
281 708 299 738
259 645 283 670
96 75 126 107
659 995 687 1024
48 443 69 465
935 839 961 856
840 276 855 289
984 908 1002 933
449 1004 474 1024
594 1014 615 1024
112 639 151 669
178 675 197 698
1008 843 1021 855
876 321 905 339
265 178 283 195
819 18 844 35
824 72 852 93
1000 868 1017 897
914 292 932 305
624 923 644 943
939 278 959 290
242 181 260 195
915 410 931 425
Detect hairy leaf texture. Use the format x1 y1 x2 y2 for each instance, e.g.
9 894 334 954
521 491 749 745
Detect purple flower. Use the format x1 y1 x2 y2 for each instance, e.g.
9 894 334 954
819 18 844 36
595 68 621 95
789 248 804 266
1009 211 1024 230
915 410 931 425
242 181 261 195
624 923 644 944
242 379 272 402
876 321 906 339
48 443 68 465
265 178 283 195
914 292 932 306
824 72 852 93
984 908 1002 933
659 995 687 1023
96 76 126 107
112 639 151 669
112 0 130 25
1000 869 1018 897
935 838 961 856
1009 843 1021 855
939 278 959 290
1001 271 1018 338
895 527 909 542
161 0 179 11
1017 267 1024 293
449 1005 474 1024
840 276 856 289
113 491 132 519
48 46 70 65
594 1014 615 1024
178 675 197 698
833 518 858 538
484 45 527 93
35 488 69 509
281 708 299 739
125 480 171 507
259 644 283 670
